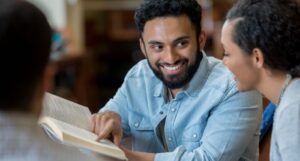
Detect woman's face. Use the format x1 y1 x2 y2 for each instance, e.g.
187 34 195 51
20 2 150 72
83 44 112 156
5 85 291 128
221 20 260 91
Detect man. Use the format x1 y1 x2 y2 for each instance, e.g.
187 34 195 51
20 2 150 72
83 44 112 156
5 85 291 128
0 1 101 160
92 0 262 161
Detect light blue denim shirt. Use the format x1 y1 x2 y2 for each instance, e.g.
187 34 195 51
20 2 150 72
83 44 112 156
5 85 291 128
270 79 300 161
101 53 262 161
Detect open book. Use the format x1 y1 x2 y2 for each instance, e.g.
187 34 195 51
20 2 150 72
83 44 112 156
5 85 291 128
39 92 127 161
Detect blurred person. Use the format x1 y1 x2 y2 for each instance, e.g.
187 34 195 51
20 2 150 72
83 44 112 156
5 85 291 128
91 0 262 161
221 0 300 160
0 0 101 160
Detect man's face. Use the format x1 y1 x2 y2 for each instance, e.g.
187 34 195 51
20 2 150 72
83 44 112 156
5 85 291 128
140 15 205 89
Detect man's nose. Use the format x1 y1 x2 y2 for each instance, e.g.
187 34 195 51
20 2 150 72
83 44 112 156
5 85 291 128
163 47 179 64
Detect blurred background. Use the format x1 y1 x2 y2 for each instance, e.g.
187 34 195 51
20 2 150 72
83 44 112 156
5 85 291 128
28 0 237 113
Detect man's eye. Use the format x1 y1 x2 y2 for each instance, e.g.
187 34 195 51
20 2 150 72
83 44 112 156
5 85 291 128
150 44 163 51
177 41 188 48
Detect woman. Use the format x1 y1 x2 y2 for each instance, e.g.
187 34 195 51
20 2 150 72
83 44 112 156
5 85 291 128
221 0 300 160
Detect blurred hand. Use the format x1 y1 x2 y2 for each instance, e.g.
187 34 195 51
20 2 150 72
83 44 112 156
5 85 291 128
91 111 123 145
120 146 155 161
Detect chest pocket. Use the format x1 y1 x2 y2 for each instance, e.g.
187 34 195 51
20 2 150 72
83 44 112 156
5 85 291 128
130 114 156 151
181 124 204 151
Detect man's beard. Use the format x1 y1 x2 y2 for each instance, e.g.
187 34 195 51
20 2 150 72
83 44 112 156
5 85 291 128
148 50 203 89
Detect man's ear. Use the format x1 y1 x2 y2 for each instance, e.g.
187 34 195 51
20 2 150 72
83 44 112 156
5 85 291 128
199 31 207 50
252 48 264 69
139 38 147 57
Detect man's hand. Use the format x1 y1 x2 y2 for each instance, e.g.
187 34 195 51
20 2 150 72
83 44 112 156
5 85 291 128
91 111 123 145
121 146 155 161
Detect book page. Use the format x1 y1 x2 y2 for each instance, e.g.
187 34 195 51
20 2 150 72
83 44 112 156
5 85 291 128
42 92 92 131
47 117 120 150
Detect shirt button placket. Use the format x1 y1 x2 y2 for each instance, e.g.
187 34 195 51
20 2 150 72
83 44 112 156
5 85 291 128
167 101 178 150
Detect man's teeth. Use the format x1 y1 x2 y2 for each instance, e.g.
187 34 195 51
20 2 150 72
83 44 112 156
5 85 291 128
164 64 181 71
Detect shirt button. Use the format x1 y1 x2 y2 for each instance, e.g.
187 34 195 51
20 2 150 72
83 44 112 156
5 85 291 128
193 134 197 138
159 111 163 115
171 108 176 112
134 122 139 127
168 137 172 141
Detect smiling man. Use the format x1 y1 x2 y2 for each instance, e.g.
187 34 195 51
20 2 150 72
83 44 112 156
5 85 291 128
91 0 262 161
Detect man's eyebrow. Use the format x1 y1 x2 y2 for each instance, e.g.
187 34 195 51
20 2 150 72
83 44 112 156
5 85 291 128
173 36 190 44
147 40 163 45
147 36 190 45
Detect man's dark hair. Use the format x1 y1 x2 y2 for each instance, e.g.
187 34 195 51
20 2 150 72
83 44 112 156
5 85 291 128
226 0 300 77
0 0 52 110
134 0 202 37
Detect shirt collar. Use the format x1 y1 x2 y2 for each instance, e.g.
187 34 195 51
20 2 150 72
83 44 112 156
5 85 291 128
185 51 210 97
154 82 163 97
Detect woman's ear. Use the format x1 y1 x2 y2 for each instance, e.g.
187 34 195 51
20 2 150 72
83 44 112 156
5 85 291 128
252 48 264 69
